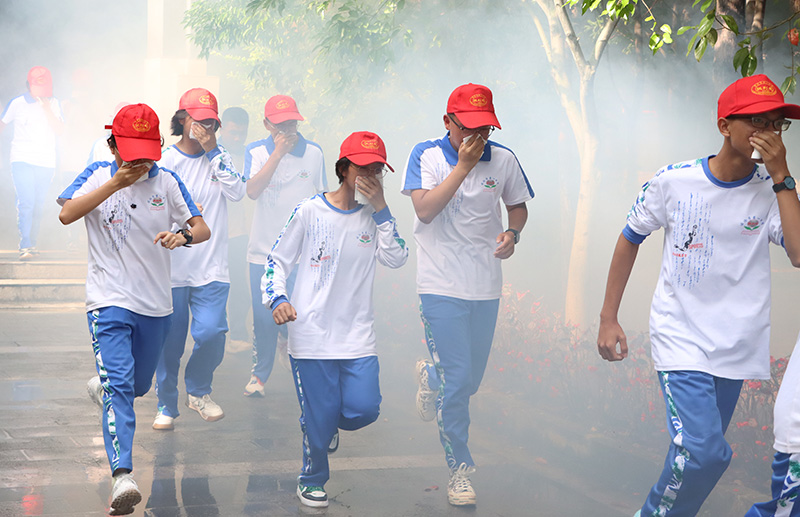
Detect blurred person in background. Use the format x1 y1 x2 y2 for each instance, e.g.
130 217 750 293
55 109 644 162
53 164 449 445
597 74 800 517
152 88 246 431
746 330 800 516
242 95 326 397
218 106 253 348
401 83 532 506
263 131 407 508
57 104 208 515
1 66 64 260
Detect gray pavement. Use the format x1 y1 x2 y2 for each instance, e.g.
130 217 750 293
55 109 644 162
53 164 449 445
0 309 766 516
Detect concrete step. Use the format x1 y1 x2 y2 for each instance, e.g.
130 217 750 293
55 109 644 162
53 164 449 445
0 260 86 279
0 279 85 305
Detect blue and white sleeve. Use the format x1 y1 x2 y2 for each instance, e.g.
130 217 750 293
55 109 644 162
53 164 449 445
624 172 666 244
262 201 306 309
207 145 246 202
372 207 409 269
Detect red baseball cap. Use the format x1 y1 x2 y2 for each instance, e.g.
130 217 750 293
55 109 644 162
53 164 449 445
339 131 394 172
105 104 162 161
718 74 800 119
27 66 52 98
179 88 220 124
447 83 501 129
264 95 304 124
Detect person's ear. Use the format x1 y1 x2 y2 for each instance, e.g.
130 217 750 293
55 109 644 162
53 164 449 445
717 117 731 137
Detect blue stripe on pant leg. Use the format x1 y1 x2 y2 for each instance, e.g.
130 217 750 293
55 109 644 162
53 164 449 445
185 282 230 397
338 356 381 431
155 287 191 418
88 307 138 473
249 262 280 383
290 357 340 488
641 371 741 517
420 294 477 471
746 452 800 516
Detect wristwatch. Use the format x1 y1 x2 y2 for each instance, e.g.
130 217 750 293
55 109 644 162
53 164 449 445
506 228 520 244
773 176 796 193
176 228 193 246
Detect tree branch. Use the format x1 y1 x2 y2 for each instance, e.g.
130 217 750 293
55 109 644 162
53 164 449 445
554 0 590 75
593 15 620 63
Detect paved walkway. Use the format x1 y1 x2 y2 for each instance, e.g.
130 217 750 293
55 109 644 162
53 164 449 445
0 309 765 516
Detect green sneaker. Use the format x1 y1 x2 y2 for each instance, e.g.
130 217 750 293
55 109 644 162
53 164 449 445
297 483 328 508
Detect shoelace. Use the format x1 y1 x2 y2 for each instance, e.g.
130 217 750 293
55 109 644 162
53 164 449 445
450 464 475 493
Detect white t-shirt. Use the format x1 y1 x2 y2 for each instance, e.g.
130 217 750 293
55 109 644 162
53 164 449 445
159 144 246 287
245 134 327 265
401 133 534 300
57 162 200 317
625 156 785 380
1 94 63 168
261 194 408 359
773 334 800 453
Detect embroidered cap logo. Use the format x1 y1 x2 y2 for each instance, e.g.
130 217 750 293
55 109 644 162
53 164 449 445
361 139 379 150
276 100 290 109
132 118 151 132
469 94 488 107
751 81 778 96
198 94 215 106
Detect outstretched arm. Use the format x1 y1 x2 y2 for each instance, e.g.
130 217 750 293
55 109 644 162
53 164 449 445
597 233 640 362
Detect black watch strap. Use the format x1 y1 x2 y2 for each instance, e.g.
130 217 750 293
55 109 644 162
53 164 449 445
506 228 520 244
177 228 193 246
773 176 796 193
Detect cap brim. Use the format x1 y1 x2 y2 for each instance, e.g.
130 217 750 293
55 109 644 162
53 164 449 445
453 111 501 130
266 112 304 124
347 153 394 172
726 101 800 119
115 135 162 162
185 107 220 124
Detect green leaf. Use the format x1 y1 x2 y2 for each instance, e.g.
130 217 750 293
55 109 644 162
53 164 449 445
697 12 715 36
733 47 749 70
694 37 708 61
781 76 797 96
677 25 694 36
720 14 738 35
660 24 672 34
707 28 718 46
686 32 700 57
700 0 714 12
743 54 757 77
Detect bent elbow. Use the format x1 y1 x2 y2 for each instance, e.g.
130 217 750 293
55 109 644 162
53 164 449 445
791 255 800 268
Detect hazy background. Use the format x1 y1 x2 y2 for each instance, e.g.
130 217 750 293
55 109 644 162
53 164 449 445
0 0 797 358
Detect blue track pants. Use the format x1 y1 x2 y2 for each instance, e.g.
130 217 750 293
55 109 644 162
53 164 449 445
419 294 500 471
290 355 381 487
11 162 53 249
88 307 171 473
156 282 229 418
248 262 295 383
640 370 743 516
745 452 800 516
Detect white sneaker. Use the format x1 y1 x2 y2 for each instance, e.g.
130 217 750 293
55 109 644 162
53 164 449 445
633 511 641 517
297 483 328 508
415 359 436 422
109 472 141 515
152 408 174 430
87 376 104 409
243 374 265 397
186 393 224 422
448 463 476 506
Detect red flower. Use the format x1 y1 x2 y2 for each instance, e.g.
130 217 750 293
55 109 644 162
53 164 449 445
790 28 799 46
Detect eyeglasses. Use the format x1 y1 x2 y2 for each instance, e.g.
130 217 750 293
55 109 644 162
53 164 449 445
267 119 298 134
193 119 217 131
448 114 495 137
351 163 387 177
728 115 791 131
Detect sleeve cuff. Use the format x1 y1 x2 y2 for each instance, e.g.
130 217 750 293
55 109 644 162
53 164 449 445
372 206 393 225
205 147 222 161
270 295 289 311
622 224 648 244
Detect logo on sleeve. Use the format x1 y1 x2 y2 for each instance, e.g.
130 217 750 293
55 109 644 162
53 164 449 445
357 231 374 247
148 194 166 211
740 216 764 235
481 176 499 191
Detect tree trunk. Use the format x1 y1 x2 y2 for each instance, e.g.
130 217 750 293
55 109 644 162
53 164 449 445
714 0 745 91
